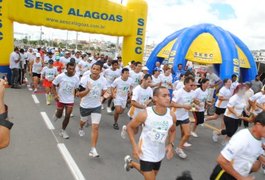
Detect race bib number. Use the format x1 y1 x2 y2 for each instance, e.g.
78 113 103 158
148 128 167 144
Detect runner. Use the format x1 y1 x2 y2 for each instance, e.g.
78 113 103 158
74 51 82 64
41 59 58 105
212 84 249 143
240 82 254 128
102 60 120 113
210 112 265 180
174 74 185 91
111 68 133 130
205 79 232 128
130 62 143 89
60 51 71 66
159 67 173 96
75 53 90 78
121 74 153 139
191 78 210 138
29 53 43 93
76 62 107 157
171 76 195 159
230 74 239 94
51 62 79 139
53 56 64 74
151 67 162 89
124 87 176 180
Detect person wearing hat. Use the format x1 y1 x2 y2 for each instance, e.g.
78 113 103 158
141 66 149 76
53 56 64 74
210 111 265 180
29 53 43 93
44 51 55 65
41 59 58 105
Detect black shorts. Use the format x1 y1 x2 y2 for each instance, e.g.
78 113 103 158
215 107 226 115
193 112 204 125
210 164 236 180
140 160 162 172
80 106 101 117
32 73 41 78
176 119 190 126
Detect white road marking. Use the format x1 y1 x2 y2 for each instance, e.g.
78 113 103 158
40 112 55 130
57 143 86 180
31 94 40 104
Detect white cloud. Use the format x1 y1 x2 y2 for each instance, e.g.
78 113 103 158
14 0 265 50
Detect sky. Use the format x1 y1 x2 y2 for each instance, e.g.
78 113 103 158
14 0 265 50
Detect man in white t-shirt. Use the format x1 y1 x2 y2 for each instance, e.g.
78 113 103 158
74 51 82 64
9 47 21 88
60 51 71 66
52 62 79 139
230 74 239 94
102 60 121 113
76 62 107 158
121 74 153 139
130 62 143 89
171 76 195 159
111 68 133 130
210 112 265 179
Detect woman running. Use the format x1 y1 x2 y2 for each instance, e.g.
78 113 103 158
29 53 43 93
41 59 58 105
191 78 210 137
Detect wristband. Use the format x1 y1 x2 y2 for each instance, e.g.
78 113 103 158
0 119 13 130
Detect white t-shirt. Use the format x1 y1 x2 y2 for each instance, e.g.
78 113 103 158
104 68 121 87
44 56 55 64
172 88 194 120
27 52 35 63
244 89 254 108
206 72 220 86
193 88 209 112
74 57 82 64
111 77 133 100
32 60 43 74
159 74 173 89
224 94 246 119
139 107 173 162
41 67 58 81
79 75 107 108
60 57 71 66
129 85 153 118
151 75 161 88
221 129 264 177
130 71 143 89
52 73 79 103
249 92 263 102
175 81 184 91
9 52 20 69
76 60 90 76
253 95 265 115
230 81 239 94
215 87 232 109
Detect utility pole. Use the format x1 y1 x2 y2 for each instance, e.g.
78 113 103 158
75 32 79 51
66 30 69 49
39 26 43 46
115 0 123 56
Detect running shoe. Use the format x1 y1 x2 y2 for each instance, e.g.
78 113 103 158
124 155 133 172
191 131 198 138
79 129 85 137
46 101 51 105
113 123 119 130
183 142 192 147
175 148 187 159
107 107 112 113
121 125 127 139
33 88 37 93
212 131 219 143
59 130 69 139
89 148 99 158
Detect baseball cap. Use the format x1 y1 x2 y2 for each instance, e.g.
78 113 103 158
55 56 60 60
36 53 41 58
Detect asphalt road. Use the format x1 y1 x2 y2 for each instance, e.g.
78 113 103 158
0 84 264 180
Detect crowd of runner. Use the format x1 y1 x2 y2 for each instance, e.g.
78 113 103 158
8 46 265 180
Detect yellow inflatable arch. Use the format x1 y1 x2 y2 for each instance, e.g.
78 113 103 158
0 0 148 70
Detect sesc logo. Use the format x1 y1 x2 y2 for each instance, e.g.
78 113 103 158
194 52 213 60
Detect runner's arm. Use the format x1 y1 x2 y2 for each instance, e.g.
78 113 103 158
131 100 146 109
168 112 177 145
217 154 246 180
76 85 90 98
127 110 147 150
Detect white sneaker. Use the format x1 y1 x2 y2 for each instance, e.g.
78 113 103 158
183 142 192 147
191 131 198 138
121 125 127 139
175 148 187 159
33 88 37 93
79 129 85 137
89 148 99 158
124 155 132 172
70 113 74 117
107 107 112 113
101 105 104 110
46 101 51 105
212 131 219 143
59 130 69 139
